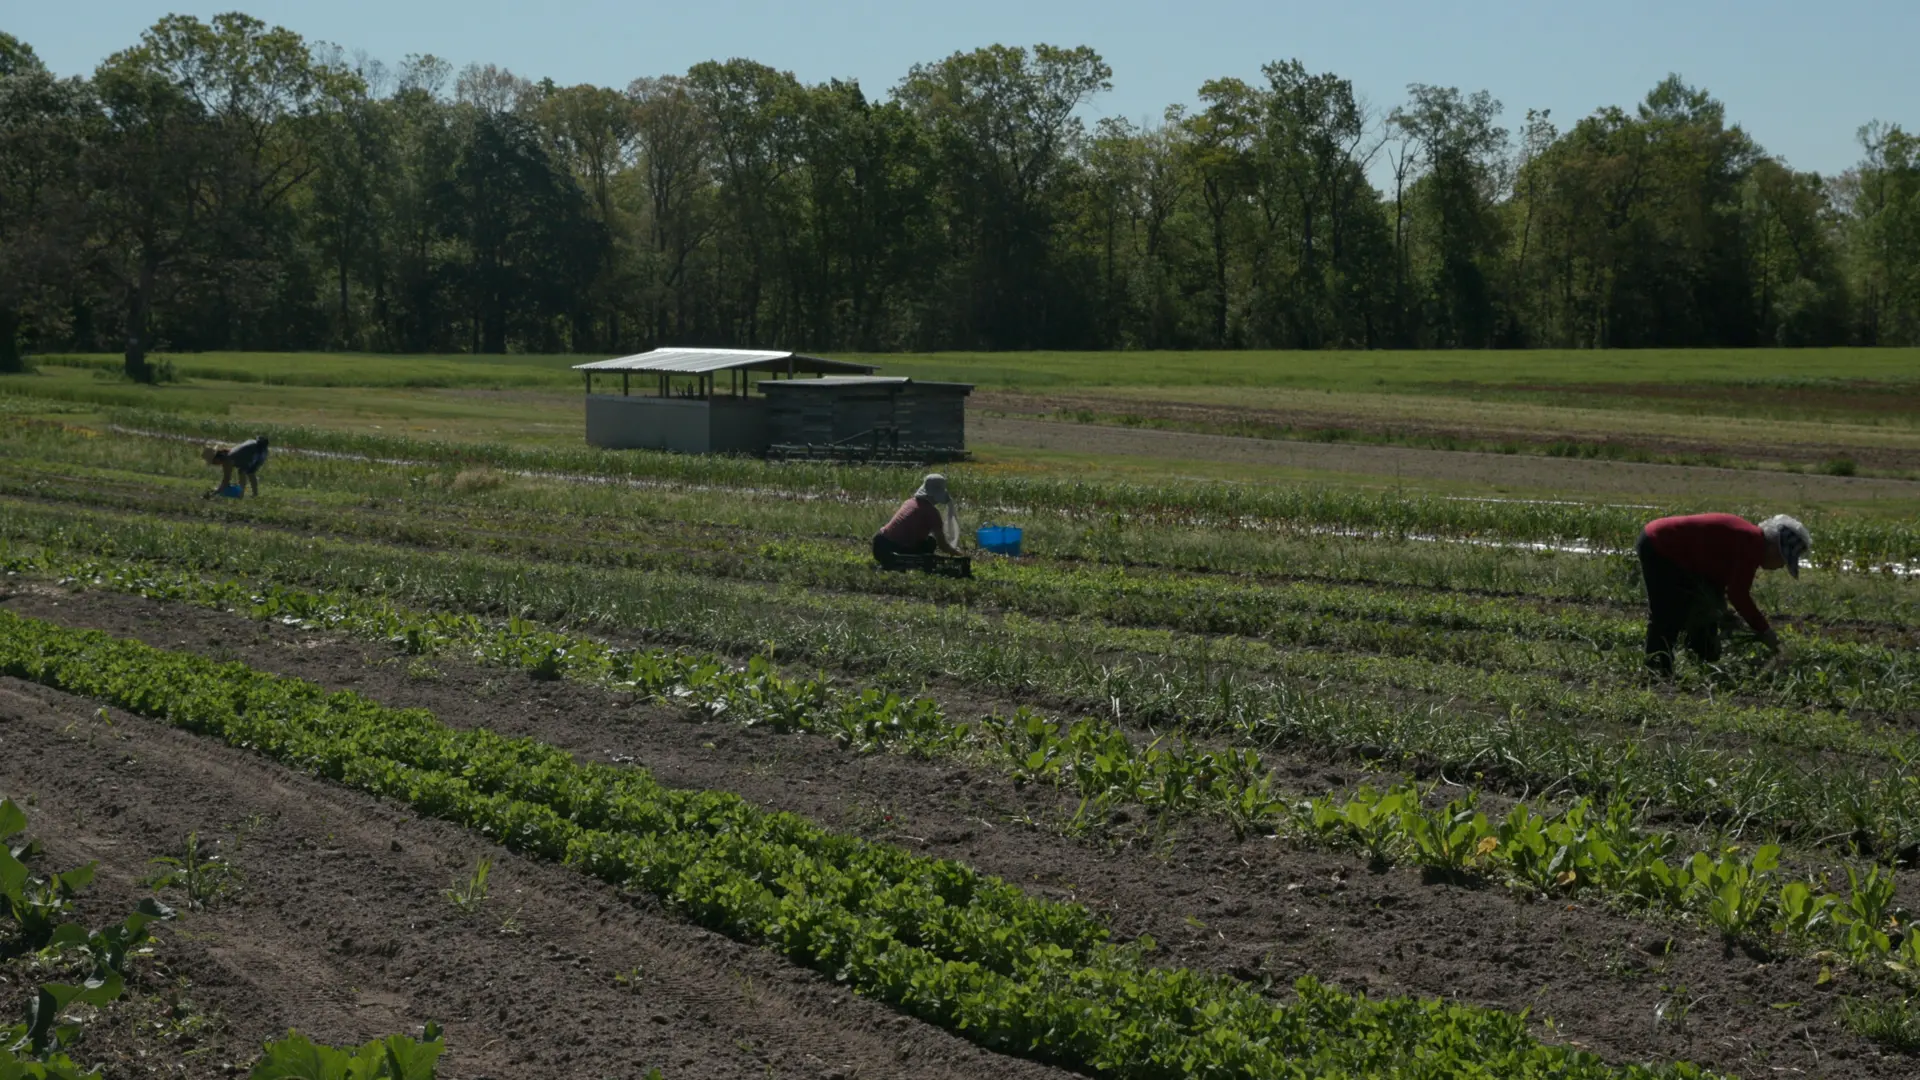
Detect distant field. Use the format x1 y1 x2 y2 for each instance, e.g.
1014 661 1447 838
33 346 1920 393
8 348 1920 504
34 351 583 389
860 346 1920 394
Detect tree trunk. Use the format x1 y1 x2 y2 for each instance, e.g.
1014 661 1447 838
0 305 22 374
123 253 158 383
1206 185 1230 345
337 236 353 349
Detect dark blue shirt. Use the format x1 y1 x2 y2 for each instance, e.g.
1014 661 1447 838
229 438 268 473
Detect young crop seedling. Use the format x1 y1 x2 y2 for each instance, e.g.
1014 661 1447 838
143 991 216 1046
1 798 175 1074
58 707 116 750
230 813 273 852
497 902 525 937
145 833 240 912
2 801 99 956
246 1023 446 1079
1839 995 1920 1052
444 857 492 918
1653 984 1702 1041
1773 882 1841 940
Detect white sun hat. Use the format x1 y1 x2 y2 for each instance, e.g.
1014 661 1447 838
1760 514 1811 577
915 474 949 504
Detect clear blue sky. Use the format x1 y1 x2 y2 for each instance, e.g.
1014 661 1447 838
13 0 1916 177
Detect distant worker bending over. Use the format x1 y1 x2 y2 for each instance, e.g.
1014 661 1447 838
1635 512 1809 676
202 435 270 497
873 473 962 569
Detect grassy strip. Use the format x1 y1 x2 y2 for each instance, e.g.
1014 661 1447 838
0 609 1721 1079
13 553 1286 832
28 346 1920 392
0 430 1883 648
1031 405 1862 474
12 418 1919 629
89 407 1920 564
0 376 227 415
30 352 577 389
6 504 1920 854
1 471 1910 732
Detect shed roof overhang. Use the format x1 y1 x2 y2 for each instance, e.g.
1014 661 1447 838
572 348 877 376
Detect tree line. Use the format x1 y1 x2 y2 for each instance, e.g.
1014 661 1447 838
2 15 1916 379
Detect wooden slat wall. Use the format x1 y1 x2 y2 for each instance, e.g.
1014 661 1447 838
764 386 968 451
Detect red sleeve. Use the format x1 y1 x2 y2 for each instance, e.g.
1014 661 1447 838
1726 564 1769 637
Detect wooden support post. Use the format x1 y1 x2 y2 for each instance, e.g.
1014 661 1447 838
622 372 629 397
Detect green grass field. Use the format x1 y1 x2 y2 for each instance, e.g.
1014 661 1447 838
33 350 585 388
31 345 1920 393
862 346 1920 393
10 348 1920 512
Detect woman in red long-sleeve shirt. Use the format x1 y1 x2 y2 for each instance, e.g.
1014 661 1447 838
1635 512 1810 675
872 474 963 569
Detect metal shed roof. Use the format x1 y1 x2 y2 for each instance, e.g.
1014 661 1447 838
572 348 877 375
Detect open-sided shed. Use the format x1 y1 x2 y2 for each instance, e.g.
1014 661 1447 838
572 348 876 453
571 348 971 460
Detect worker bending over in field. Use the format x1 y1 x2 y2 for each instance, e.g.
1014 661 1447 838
873 473 963 569
201 435 270 497
1635 512 1809 676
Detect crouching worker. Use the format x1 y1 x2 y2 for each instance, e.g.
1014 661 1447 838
201 435 270 497
1635 512 1809 676
873 473 962 569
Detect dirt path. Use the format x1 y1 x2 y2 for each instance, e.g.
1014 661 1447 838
972 415 1920 503
3 585 1906 1078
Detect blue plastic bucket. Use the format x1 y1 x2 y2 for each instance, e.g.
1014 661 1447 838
976 524 1023 556
219 485 244 498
